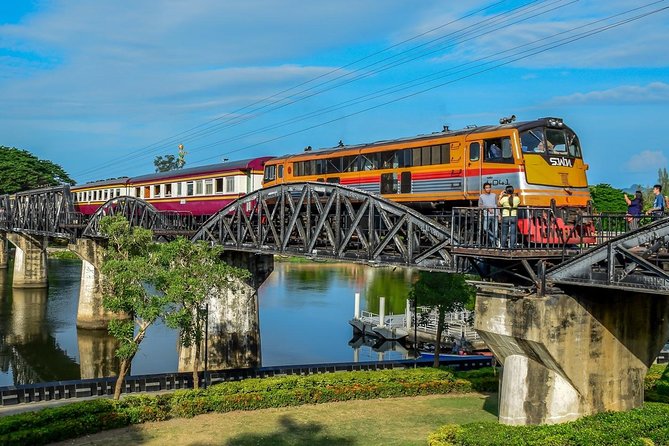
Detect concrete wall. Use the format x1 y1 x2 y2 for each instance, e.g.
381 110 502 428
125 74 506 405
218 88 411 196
0 233 7 269
475 285 669 425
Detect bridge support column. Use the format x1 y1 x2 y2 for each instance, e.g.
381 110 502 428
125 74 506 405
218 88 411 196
475 285 669 425
179 252 274 372
6 233 48 288
70 239 128 329
0 233 8 269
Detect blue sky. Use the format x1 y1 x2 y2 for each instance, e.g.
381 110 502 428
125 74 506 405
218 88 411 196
0 0 667 188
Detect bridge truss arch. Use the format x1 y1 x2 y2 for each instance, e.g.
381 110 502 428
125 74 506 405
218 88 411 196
192 182 456 270
82 196 163 238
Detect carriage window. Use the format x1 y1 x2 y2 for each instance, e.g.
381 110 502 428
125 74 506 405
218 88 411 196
412 148 422 166
315 159 325 175
195 181 203 195
360 153 379 171
421 147 431 166
215 178 224 193
204 179 213 195
343 155 359 172
380 151 398 169
226 177 235 192
116 188 121 197
441 144 450 164
469 142 480 161
400 148 412 167
165 184 172 197
430 145 441 165
186 181 194 196
153 185 161 198
484 137 513 163
278 164 284 178
176 183 183 196
135 187 141 197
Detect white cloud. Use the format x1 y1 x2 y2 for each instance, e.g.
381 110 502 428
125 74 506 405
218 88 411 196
627 150 668 173
548 82 669 105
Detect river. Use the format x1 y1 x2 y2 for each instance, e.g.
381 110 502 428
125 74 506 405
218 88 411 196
0 258 416 387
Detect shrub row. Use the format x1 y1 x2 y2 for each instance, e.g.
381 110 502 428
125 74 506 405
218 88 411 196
428 403 669 446
0 399 130 445
645 363 669 403
0 366 497 446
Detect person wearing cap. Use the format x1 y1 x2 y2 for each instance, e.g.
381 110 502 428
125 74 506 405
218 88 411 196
499 185 521 248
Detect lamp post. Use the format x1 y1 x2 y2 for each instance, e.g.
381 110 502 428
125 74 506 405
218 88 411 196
203 303 209 389
413 297 418 367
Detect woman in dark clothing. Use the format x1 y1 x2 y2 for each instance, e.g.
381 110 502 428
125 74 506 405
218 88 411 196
624 190 643 230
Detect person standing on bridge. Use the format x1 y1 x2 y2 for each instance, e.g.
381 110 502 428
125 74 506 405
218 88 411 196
499 185 520 248
646 184 665 220
478 182 499 247
624 190 643 230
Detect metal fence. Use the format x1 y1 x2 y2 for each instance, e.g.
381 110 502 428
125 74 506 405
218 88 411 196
451 207 666 254
407 307 480 341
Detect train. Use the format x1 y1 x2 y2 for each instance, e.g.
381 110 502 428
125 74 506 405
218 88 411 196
262 117 590 211
72 117 592 243
71 157 272 216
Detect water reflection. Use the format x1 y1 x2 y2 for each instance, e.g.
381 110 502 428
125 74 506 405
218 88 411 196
0 259 416 386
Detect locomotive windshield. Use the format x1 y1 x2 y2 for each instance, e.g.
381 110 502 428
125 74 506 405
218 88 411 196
520 127 582 158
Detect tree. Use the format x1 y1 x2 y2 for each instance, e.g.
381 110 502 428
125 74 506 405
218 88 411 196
154 237 249 389
0 146 74 194
589 183 626 214
153 145 186 172
408 272 475 368
658 168 669 195
99 215 166 400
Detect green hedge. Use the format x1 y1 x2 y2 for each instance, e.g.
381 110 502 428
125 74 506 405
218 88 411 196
0 367 496 446
645 363 669 403
0 399 130 445
428 403 669 446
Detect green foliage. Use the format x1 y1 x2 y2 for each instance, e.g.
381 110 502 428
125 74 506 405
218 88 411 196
0 367 497 445
47 249 79 260
589 183 627 214
153 154 185 172
427 403 669 446
0 146 74 194
409 272 475 312
0 399 129 446
155 237 249 364
645 364 669 403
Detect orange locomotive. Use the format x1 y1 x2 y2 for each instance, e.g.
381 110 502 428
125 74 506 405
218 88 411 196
263 117 593 244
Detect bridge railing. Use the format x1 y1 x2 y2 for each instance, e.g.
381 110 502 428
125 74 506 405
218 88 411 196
452 207 666 255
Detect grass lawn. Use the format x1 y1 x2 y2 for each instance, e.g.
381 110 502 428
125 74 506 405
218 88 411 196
54 393 498 446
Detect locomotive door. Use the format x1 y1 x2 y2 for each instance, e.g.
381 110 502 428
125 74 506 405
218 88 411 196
464 141 482 199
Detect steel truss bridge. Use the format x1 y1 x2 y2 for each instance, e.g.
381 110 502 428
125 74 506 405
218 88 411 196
1 183 668 295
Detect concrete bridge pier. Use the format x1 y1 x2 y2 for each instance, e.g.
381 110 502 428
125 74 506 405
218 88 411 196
6 233 48 288
70 239 128 329
179 252 274 372
0 233 8 269
475 285 669 425
77 328 120 379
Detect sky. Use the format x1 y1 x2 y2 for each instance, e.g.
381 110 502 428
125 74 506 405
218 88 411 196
0 0 667 188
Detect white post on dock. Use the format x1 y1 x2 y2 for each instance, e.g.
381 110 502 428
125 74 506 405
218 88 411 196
354 292 360 320
405 299 411 330
379 296 386 327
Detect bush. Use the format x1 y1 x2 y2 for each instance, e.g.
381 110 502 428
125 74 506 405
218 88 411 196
428 403 669 446
645 364 669 403
0 399 130 446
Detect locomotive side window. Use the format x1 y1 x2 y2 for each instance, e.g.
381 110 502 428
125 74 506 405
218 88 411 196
520 128 545 153
566 129 582 158
546 129 567 154
484 137 513 163
469 142 480 161
264 165 276 182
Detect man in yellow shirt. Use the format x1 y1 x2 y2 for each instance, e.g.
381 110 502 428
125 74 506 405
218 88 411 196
499 185 520 248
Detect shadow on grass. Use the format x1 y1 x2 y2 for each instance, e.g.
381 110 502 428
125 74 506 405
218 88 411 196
222 415 356 446
482 393 499 417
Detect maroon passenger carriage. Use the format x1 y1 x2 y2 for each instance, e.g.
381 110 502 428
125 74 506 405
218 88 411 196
71 157 274 218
